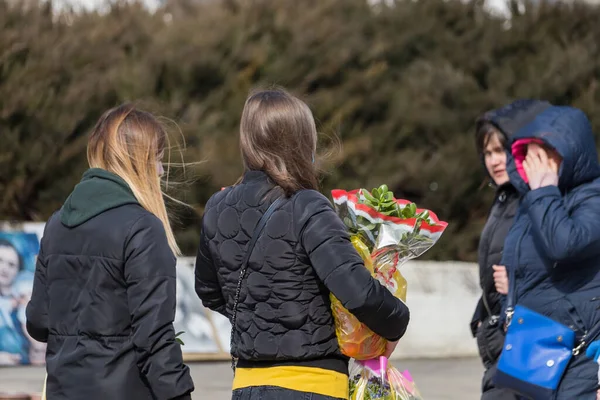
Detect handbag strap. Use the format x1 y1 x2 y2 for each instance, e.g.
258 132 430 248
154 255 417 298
229 195 285 373
505 264 517 320
578 321 600 355
504 229 524 327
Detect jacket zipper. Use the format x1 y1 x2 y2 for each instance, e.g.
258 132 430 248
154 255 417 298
481 192 504 318
479 191 508 364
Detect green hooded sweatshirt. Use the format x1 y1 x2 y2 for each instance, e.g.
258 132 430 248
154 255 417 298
61 168 140 228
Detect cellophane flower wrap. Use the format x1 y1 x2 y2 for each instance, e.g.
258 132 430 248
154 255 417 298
349 356 422 400
330 185 448 399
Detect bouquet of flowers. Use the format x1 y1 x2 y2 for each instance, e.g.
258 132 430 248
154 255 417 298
349 356 422 400
330 185 448 399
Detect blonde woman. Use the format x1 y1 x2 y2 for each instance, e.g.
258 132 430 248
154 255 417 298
25 105 194 400
195 89 410 400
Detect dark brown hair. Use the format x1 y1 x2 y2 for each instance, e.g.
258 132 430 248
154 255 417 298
239 88 319 196
475 122 507 156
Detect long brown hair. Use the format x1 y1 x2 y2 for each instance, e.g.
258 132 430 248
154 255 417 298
239 88 319 196
87 104 180 255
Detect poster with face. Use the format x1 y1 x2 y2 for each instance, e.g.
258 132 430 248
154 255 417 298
0 231 46 366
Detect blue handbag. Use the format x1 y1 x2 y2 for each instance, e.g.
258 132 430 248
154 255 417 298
495 265 600 399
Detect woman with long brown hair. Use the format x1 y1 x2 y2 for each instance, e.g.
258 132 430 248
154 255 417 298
26 104 194 400
195 88 410 400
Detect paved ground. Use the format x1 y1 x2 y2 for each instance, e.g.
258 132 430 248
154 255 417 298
0 358 483 400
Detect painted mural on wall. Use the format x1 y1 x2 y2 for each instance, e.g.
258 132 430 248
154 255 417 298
0 231 46 366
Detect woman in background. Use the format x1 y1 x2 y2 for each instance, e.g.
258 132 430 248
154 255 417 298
500 104 600 399
195 88 410 400
471 100 550 400
26 104 194 400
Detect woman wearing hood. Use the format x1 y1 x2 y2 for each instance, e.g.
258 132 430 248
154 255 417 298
496 104 600 399
471 99 550 400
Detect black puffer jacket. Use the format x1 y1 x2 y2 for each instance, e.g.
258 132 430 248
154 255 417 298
471 184 519 327
26 169 194 400
195 170 410 374
471 184 519 362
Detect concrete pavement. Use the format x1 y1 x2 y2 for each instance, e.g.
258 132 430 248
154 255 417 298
0 358 483 400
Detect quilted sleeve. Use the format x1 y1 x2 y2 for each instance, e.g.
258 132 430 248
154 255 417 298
25 240 49 343
124 214 194 400
524 184 600 263
194 226 228 319
295 190 410 342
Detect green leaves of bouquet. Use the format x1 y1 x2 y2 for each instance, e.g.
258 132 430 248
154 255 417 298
339 184 436 256
176 331 185 346
340 184 436 256
358 185 433 230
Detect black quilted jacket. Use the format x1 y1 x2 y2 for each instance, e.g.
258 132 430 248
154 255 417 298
26 169 194 400
195 170 410 374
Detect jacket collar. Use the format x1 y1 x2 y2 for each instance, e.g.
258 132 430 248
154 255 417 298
242 169 271 183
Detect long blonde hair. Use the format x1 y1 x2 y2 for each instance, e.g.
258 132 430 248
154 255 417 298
239 88 319 196
87 104 180 255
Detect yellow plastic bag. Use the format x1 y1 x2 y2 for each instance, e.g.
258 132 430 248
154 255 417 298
330 235 408 360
